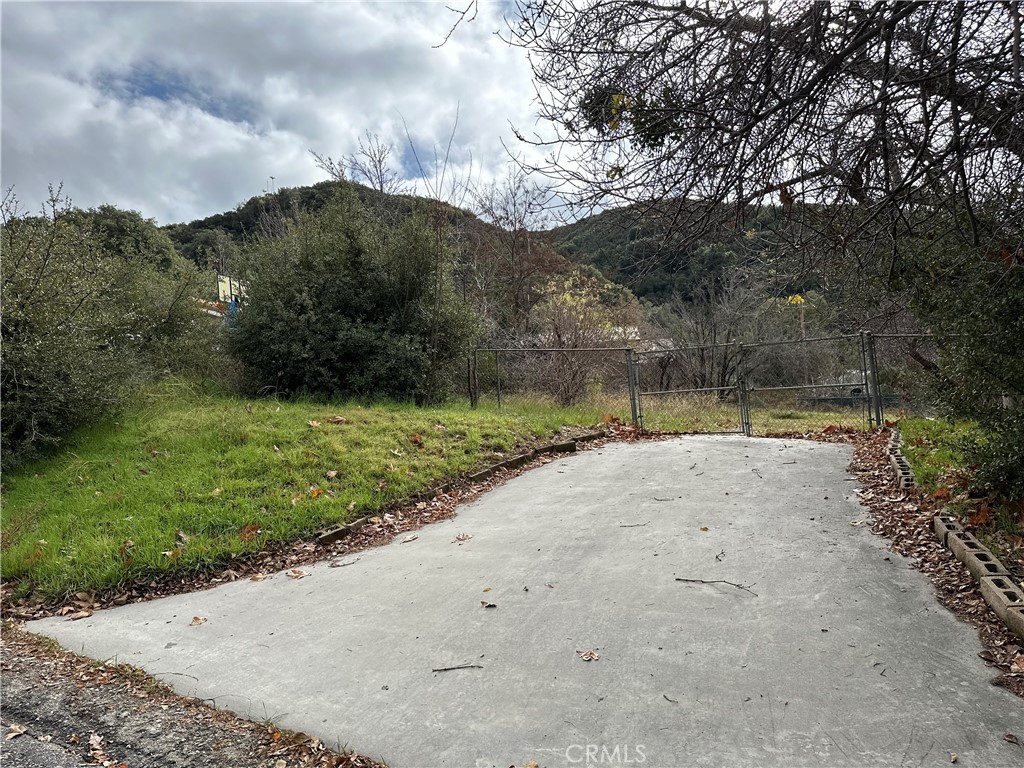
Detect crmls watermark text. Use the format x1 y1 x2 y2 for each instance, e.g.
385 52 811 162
565 744 647 764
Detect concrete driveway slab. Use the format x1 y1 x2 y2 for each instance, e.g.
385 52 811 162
28 437 1024 767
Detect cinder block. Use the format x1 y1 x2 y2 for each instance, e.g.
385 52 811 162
979 575 1024 621
346 516 368 533
1005 605 1024 640
576 430 607 443
959 547 1010 582
948 531 986 563
932 515 964 546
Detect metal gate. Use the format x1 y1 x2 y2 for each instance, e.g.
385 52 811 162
635 334 885 435
634 344 747 434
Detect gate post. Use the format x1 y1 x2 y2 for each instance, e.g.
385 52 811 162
625 349 639 426
628 349 646 429
866 332 883 426
495 350 502 409
469 349 479 408
859 332 874 429
738 343 752 437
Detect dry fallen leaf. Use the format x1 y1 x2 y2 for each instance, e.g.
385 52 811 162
576 649 600 661
249 573 267 582
1005 734 1021 746
240 523 262 542
400 534 418 544
326 469 338 479
287 569 309 580
310 488 325 500
307 420 321 428
5 724 27 740
700 526 709 532
190 616 207 626
211 487 222 497
453 533 472 543
480 601 497 608
346 501 356 511
67 610 93 621
950 753 958 764
1011 654 1024 674
328 416 346 424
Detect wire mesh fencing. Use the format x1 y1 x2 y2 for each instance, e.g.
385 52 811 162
464 333 939 435
872 334 941 418
468 348 637 423
742 335 874 434
634 345 745 433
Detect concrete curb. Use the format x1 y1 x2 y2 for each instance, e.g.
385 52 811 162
315 430 607 546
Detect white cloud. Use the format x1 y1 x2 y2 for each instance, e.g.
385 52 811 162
1 1 542 224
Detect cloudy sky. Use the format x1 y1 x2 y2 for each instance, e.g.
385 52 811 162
1 1 543 225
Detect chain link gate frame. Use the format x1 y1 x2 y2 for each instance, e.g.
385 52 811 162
468 334 894 436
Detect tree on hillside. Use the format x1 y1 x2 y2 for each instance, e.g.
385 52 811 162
312 131 406 196
472 169 558 335
229 189 476 402
1 189 214 467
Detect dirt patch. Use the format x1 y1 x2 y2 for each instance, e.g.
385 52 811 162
1 624 382 767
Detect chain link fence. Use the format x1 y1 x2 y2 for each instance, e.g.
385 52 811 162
634 345 745 433
467 348 637 422
466 334 940 434
742 335 873 434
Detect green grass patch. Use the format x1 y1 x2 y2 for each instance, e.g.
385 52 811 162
1 381 596 600
898 417 977 492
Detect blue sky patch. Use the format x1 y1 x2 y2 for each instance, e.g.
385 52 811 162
95 62 258 126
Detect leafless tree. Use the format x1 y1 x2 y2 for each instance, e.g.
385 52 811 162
472 168 554 333
347 131 407 195
311 131 407 195
504 0 1023 281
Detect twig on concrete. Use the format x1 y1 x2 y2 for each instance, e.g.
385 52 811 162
675 578 758 596
715 550 725 561
431 664 483 672
663 693 679 703
619 522 650 528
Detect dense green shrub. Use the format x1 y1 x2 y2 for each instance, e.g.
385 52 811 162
229 190 477 402
1 192 215 467
914 247 1024 498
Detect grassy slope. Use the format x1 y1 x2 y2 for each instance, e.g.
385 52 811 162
1 382 597 600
